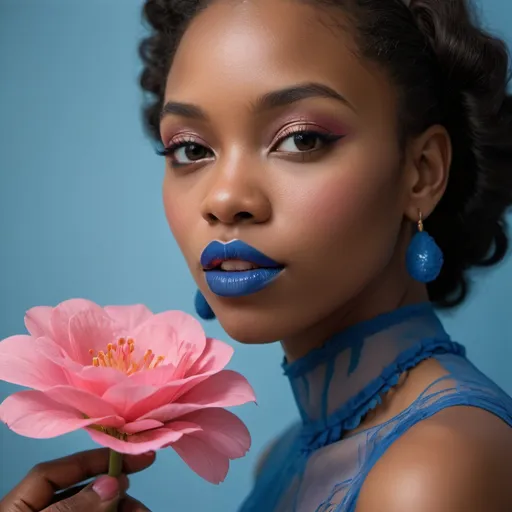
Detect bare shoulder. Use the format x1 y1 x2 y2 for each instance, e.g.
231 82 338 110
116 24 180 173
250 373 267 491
356 406 512 512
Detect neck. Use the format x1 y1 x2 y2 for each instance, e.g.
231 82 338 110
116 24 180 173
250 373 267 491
282 301 458 439
281 252 429 363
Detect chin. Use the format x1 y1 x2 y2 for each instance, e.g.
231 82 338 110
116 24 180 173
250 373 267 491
215 308 290 345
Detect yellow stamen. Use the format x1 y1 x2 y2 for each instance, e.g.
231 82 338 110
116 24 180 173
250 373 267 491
152 356 166 369
98 351 107 365
89 338 165 375
127 362 139 376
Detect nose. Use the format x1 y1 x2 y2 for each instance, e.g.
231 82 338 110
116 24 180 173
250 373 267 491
201 164 272 225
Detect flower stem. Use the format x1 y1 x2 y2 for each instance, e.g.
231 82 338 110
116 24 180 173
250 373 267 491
106 450 123 512
108 449 123 478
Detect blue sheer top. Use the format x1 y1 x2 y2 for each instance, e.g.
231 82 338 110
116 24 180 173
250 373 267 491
239 303 512 512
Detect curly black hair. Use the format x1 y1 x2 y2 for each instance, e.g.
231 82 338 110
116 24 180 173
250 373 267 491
139 0 512 308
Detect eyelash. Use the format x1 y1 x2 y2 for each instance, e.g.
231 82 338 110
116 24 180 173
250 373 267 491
156 135 203 159
156 125 345 165
274 124 344 155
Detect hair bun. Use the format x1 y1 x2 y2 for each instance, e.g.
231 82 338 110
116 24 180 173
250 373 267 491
406 0 512 305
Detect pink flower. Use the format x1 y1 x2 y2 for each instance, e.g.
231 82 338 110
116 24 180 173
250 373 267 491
0 299 255 484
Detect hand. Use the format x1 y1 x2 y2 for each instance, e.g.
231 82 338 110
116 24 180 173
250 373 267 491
0 448 156 511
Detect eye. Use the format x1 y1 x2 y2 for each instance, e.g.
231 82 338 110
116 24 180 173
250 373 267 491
157 137 214 166
273 129 344 154
173 143 212 164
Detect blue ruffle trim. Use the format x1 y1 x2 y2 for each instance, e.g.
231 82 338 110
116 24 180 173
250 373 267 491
283 303 436 379
298 338 465 453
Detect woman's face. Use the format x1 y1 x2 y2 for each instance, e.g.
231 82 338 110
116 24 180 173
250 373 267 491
161 0 412 346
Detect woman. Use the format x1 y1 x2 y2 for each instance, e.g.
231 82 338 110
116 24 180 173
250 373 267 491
4 0 512 510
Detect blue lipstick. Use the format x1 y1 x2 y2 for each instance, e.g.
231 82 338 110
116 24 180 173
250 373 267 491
200 240 284 298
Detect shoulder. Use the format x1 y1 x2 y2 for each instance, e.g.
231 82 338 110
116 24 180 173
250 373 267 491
356 406 512 512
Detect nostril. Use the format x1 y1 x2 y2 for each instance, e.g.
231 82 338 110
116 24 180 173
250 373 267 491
235 211 253 221
203 210 255 224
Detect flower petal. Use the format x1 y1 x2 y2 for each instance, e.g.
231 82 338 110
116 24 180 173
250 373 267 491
24 306 53 338
179 370 256 408
104 305 153 332
38 346 126 397
135 311 206 369
123 363 178 387
0 335 68 390
171 434 229 484
0 390 123 438
72 366 126 396
125 371 217 420
140 371 256 423
144 310 206 344
50 299 105 355
36 337 83 372
121 419 164 435
86 424 200 455
179 408 251 459
102 384 156 416
68 309 118 365
140 403 207 423
186 338 234 377
43 386 119 418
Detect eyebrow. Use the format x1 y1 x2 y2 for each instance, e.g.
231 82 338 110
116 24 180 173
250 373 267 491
160 81 354 121
255 82 354 112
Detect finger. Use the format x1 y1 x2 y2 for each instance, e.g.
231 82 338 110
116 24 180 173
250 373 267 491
120 495 152 512
50 484 87 504
43 476 122 512
2 449 155 512
50 475 130 505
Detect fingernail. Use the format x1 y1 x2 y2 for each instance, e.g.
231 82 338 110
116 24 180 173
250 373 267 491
92 475 119 501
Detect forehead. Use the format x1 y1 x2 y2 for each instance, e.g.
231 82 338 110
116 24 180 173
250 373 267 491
165 0 395 118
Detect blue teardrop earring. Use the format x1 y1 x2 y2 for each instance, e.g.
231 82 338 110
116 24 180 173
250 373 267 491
406 210 444 283
194 289 216 320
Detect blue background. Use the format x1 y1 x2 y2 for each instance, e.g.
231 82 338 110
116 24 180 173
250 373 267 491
1 1 511 510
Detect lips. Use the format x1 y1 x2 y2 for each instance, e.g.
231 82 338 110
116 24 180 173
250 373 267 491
201 240 283 271
200 240 284 298
216 260 259 271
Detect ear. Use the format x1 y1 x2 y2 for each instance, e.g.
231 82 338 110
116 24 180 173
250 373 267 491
403 124 452 221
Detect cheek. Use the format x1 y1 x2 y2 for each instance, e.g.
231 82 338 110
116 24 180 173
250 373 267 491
277 154 404 265
304 177 377 235
162 177 195 257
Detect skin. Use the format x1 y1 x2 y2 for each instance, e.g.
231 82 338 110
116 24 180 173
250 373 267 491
158 0 512 509
0 449 154 511
4 0 512 509
355 364 512 511
161 0 449 361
